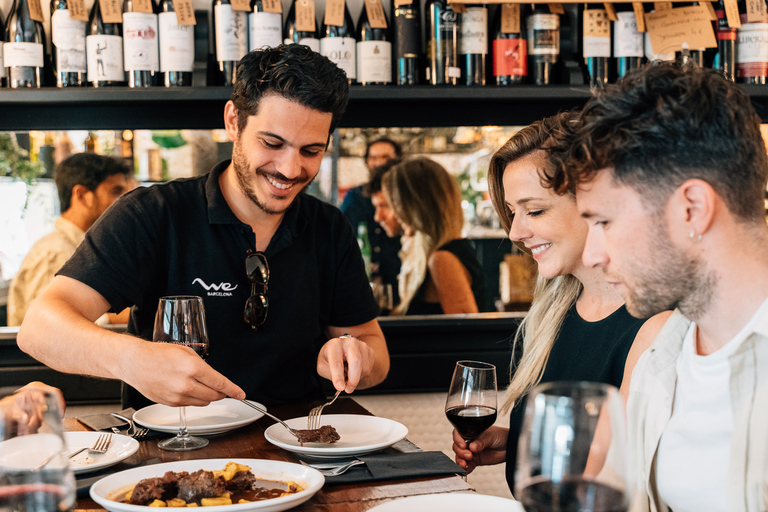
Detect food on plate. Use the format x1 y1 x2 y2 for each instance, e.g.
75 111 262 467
114 462 304 506
294 425 341 446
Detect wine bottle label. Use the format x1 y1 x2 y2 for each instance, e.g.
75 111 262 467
4 42 44 67
528 14 559 55
86 34 124 81
159 11 194 71
447 66 461 77
364 0 388 29
215 4 248 61
460 7 488 55
737 15 768 77
320 36 356 78
52 10 87 72
324 0 345 27
395 7 419 57
501 3 521 34
493 38 527 76
583 9 610 57
644 31 674 61
123 12 159 71
614 11 644 57
249 11 282 51
295 0 316 32
356 39 391 83
716 9 738 40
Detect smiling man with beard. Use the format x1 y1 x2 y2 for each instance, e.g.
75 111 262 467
551 63 768 512
17 45 390 412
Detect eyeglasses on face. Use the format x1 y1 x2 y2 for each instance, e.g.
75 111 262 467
244 249 269 330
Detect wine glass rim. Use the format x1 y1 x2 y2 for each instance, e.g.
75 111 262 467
158 295 204 302
456 360 496 370
531 380 619 397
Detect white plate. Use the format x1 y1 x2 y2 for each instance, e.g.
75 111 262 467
65 432 139 475
90 458 323 512
264 414 408 460
367 493 524 511
133 399 265 435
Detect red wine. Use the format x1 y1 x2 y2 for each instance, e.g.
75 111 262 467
445 405 496 440
356 0 391 85
527 4 559 86
159 0 195 87
87 0 125 87
736 0 768 84
123 0 160 87
520 477 627 512
0 483 71 512
320 0 356 83
394 0 420 85
4 0 46 87
492 3 527 85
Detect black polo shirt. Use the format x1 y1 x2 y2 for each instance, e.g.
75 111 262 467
59 160 380 409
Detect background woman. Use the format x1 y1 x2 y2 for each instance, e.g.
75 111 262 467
381 157 487 315
451 113 669 491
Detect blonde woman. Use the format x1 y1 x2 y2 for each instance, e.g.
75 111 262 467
381 157 486 315
450 113 669 491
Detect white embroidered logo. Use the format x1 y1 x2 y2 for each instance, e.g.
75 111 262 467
192 278 238 297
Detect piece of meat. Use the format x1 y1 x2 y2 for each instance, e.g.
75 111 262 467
129 472 179 505
176 470 227 503
226 470 257 492
294 425 341 446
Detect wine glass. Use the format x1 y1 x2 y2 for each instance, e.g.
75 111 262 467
515 381 635 512
445 361 498 448
153 295 210 451
0 386 76 512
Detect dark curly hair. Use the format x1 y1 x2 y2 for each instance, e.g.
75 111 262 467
54 153 133 212
548 62 768 222
231 44 350 135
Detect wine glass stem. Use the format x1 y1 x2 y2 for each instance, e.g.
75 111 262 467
178 406 189 438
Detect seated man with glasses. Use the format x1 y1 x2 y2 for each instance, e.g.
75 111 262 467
17 45 390 410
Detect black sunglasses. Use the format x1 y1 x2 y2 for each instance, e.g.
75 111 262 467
244 249 269 330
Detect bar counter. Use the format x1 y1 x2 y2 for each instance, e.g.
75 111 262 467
67 398 473 511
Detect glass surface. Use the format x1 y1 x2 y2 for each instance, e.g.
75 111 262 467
445 360 497 445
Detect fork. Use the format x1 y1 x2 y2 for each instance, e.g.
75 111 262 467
89 433 112 454
307 389 342 430
239 400 301 439
111 412 150 438
299 459 364 476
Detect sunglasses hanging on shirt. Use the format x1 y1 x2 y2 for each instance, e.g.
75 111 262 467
244 249 269 330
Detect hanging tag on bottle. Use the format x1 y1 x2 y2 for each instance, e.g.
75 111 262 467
27 0 45 22
603 3 617 22
645 5 717 52
364 0 388 28
230 0 251 12
262 0 282 14
702 2 717 20
723 0 741 27
548 3 565 15
746 0 766 22
68 0 89 20
324 0 345 27
132 0 154 13
452 2 466 13
394 0 413 6
501 3 521 33
99 0 123 23
296 0 316 32
632 2 646 32
654 2 673 11
584 8 610 38
173 0 196 24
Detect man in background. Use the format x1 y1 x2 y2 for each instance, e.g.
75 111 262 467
8 153 135 326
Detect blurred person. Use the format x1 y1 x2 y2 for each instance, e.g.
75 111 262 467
17 45 389 411
450 113 669 492
0 382 66 435
8 153 135 326
551 62 768 512
364 159 404 240
382 157 487 315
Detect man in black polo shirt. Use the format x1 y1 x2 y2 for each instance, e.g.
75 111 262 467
17 45 390 410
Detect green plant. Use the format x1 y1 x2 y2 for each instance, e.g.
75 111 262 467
0 133 46 185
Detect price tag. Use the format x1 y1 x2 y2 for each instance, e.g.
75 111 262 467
646 5 717 54
99 0 123 24
262 0 282 14
548 3 564 15
174 0 196 25
746 0 767 22
230 0 251 12
584 8 609 38
394 0 413 6
132 0 154 13
452 2 466 12
703 2 717 20
723 0 741 28
501 3 521 34
632 2 646 32
68 0 89 20
604 3 617 22
324 0 345 27
364 0 388 28
27 0 44 23
654 2 673 11
296 0 316 32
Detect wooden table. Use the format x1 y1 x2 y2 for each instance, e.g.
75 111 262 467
68 398 473 511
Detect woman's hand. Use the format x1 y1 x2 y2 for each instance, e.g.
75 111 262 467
451 425 509 474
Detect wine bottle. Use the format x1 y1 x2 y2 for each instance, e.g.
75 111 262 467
394 0 420 84
643 5 675 64
87 0 125 86
0 7 5 87
4 0 45 87
284 0 319 52
527 4 559 85
714 0 736 80
492 3 527 85
123 0 159 87
212 0 247 85
736 0 768 84
320 0 356 83
249 0 282 51
425 0 459 84
51 0 86 86
582 3 610 86
612 3 643 79
356 0 392 85
158 0 195 86
460 6 488 86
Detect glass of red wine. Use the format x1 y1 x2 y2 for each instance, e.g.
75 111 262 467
153 295 210 451
445 361 498 448
515 381 634 512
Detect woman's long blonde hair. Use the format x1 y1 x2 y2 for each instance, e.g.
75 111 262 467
382 157 465 315
487 112 584 413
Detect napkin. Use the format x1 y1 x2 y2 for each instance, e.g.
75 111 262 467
77 408 136 432
323 451 466 485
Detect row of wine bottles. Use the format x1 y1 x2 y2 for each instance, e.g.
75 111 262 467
2 0 766 88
